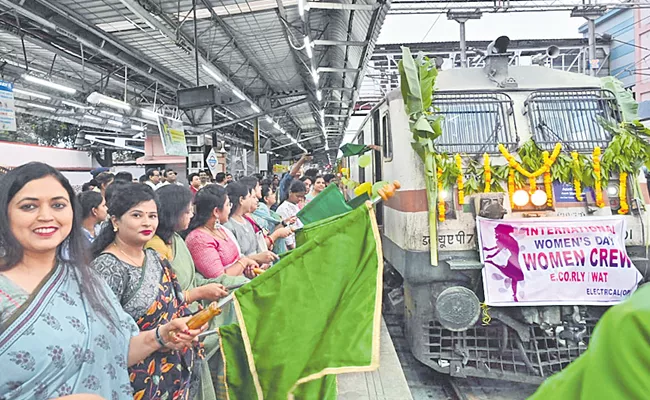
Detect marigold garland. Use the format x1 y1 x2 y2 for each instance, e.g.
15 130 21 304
619 172 629 214
592 147 605 208
543 152 553 207
507 168 515 206
499 143 562 201
571 151 583 201
455 153 464 205
483 153 492 193
437 167 445 222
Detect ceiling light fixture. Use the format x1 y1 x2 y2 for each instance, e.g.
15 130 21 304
298 0 305 17
232 89 246 101
87 92 131 110
107 120 123 127
251 104 261 113
304 37 312 59
24 103 56 112
201 64 223 83
23 75 76 94
140 108 160 121
13 88 51 100
131 124 146 131
312 69 319 84
83 115 103 122
316 90 322 101
265 116 273 124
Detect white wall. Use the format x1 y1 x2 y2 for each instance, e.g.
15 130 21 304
0 141 97 170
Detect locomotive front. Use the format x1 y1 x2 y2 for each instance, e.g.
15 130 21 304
378 45 649 383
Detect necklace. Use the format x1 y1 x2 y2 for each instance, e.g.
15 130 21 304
203 225 228 241
113 243 144 266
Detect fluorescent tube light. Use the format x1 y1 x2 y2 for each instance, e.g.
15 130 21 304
25 102 56 112
131 125 145 131
265 116 273 124
316 90 322 101
232 89 246 101
251 104 261 113
201 64 223 83
23 75 76 94
13 88 51 100
312 69 319 84
107 120 123 126
140 108 160 120
298 0 304 17
304 37 312 59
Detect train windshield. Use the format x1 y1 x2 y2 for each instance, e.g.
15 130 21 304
432 91 518 154
526 89 621 152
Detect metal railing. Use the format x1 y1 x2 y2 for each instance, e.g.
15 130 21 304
432 91 518 154
525 89 621 152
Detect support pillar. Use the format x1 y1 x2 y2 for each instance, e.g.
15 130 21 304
571 6 605 77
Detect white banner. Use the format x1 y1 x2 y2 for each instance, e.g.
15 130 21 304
477 216 642 306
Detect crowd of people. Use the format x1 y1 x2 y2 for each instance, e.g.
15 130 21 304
0 154 339 400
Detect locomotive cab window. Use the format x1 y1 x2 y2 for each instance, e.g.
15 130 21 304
432 91 517 154
525 89 621 152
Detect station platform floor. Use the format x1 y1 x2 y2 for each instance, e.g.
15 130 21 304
337 318 414 400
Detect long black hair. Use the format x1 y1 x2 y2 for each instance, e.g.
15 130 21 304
77 191 104 219
92 183 158 258
156 185 192 244
184 185 228 238
226 181 250 217
0 162 112 322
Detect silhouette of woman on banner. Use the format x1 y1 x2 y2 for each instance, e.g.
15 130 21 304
483 224 524 301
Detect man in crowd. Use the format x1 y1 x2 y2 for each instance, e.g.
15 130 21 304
188 173 202 198
226 173 233 184
215 172 227 187
145 168 161 190
160 169 182 187
199 169 211 187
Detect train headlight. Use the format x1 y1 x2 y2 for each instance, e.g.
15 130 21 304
512 190 530 207
530 190 548 207
440 190 451 201
607 185 619 197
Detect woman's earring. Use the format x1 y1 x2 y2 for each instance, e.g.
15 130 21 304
113 225 119 232
0 244 6 258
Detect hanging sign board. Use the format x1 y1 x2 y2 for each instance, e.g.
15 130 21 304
0 81 16 132
206 148 219 178
477 216 642 306
157 115 188 156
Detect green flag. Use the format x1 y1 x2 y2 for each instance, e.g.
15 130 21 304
296 184 352 226
219 202 383 399
340 143 371 157
529 284 650 399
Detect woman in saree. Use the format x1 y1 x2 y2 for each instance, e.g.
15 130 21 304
146 184 248 400
238 177 292 254
0 163 201 400
91 183 207 400
185 185 258 280
250 184 295 255
224 182 279 264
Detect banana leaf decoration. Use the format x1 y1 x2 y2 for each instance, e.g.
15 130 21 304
398 46 444 266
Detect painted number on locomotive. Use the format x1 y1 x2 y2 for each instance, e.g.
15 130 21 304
422 231 475 248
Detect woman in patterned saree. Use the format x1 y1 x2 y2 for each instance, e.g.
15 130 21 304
146 184 247 400
0 163 201 400
91 183 207 400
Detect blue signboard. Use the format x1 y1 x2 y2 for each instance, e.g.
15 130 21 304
553 182 594 203
0 80 16 132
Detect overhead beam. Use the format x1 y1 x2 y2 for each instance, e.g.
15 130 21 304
322 87 355 91
313 40 367 47
307 2 378 11
0 0 182 92
207 98 308 131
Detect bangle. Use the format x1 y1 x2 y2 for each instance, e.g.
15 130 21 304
155 326 166 348
267 235 274 246
234 259 244 269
